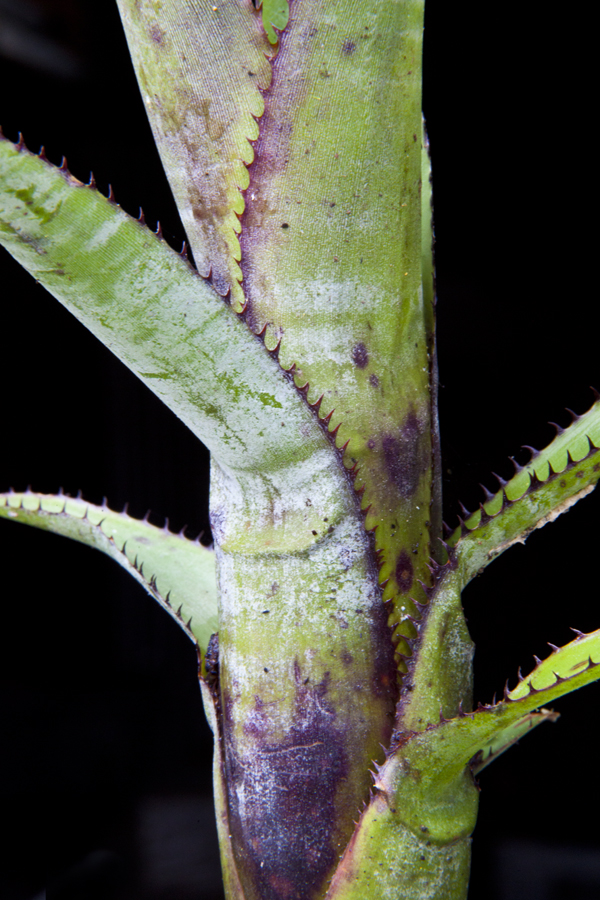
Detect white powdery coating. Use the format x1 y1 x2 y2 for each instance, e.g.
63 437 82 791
329 806 471 900
84 216 124 250
210 447 351 553
217 515 381 700
274 278 391 370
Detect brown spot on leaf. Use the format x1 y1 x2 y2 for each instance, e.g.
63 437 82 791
351 342 369 369
395 550 414 593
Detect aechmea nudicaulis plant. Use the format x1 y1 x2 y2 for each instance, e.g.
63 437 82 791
1 2 598 898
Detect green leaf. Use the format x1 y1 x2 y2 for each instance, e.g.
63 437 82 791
260 0 289 44
0 138 400 892
0 490 218 656
115 0 439 664
115 0 274 302
450 393 600 585
236 0 433 643
399 628 600 788
326 630 599 894
471 708 559 775
0 136 329 477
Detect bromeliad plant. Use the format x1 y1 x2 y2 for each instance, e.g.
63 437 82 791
1 1 598 898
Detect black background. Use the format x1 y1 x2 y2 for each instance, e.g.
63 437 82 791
0 2 598 898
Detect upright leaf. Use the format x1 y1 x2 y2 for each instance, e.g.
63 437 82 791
116 0 273 299
238 0 434 649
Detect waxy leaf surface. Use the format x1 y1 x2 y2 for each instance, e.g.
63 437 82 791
238 0 433 643
0 136 331 477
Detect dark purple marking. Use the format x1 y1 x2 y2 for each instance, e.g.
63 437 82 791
368 594 400 699
382 408 428 498
395 550 414 593
242 297 260 334
149 25 164 44
239 13 317 297
209 505 227 543
342 40 356 55
204 633 219 691
369 373 379 388
351 342 369 369
367 439 376 450
224 664 346 899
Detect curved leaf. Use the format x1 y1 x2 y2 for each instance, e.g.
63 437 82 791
400 628 600 786
471 708 560 775
0 490 218 656
327 629 599 895
450 393 600 585
0 137 400 898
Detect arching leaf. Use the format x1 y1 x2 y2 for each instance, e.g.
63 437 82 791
0 491 218 657
450 394 600 585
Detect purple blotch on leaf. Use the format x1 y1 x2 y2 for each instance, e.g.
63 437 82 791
395 550 414 593
382 409 427 498
351 342 369 369
225 664 346 899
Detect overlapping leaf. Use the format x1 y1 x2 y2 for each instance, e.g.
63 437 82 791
115 1 434 652
0 136 329 478
237 0 433 647
325 629 600 896
115 0 273 300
